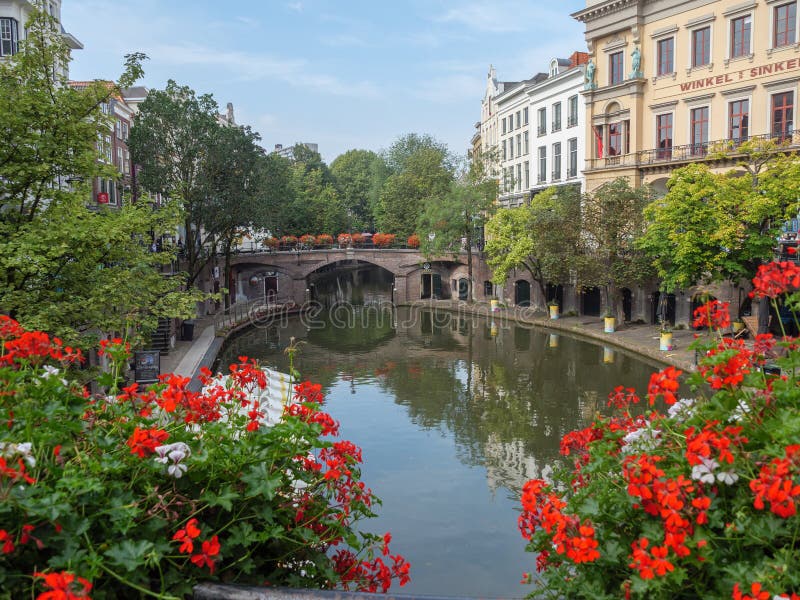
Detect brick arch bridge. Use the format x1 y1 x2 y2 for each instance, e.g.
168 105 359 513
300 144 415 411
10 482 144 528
222 248 492 305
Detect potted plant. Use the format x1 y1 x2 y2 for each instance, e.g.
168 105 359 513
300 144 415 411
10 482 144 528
548 300 560 320
659 323 673 351
315 234 333 248
337 233 352 248
407 234 420 249
299 234 316 247
603 309 616 333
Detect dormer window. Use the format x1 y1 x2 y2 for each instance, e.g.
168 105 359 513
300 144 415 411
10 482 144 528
549 59 559 77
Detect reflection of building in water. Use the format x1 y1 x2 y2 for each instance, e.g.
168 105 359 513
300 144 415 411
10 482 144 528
580 389 600 422
484 433 553 494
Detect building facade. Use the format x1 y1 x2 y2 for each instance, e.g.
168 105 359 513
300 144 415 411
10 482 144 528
0 0 82 75
575 0 800 193
495 54 588 207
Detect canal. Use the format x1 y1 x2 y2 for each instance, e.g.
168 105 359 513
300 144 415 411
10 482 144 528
217 305 661 598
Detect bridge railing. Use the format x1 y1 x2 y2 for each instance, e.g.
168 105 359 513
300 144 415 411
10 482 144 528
213 297 270 333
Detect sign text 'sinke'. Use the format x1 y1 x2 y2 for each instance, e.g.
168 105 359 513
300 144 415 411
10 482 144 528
679 59 800 92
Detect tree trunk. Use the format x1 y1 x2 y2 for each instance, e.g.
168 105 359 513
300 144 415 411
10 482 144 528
223 238 233 311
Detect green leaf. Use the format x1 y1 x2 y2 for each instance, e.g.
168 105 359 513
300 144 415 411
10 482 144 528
105 539 154 573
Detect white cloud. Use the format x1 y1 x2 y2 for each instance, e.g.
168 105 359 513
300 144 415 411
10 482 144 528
434 1 576 34
145 43 381 98
287 1 304 12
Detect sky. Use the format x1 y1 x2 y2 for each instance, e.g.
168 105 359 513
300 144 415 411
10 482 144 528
63 0 587 163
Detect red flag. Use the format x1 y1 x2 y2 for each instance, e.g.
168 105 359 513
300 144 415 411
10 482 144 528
593 126 604 158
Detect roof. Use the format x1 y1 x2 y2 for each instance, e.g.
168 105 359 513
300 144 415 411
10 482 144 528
122 86 149 100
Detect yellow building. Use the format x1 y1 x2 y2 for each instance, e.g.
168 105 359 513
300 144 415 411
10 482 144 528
574 0 800 193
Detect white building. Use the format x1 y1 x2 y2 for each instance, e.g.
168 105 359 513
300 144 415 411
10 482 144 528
273 142 319 161
495 53 588 207
479 65 517 179
0 0 82 76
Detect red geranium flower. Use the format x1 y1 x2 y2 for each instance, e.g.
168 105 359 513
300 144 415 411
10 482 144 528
34 570 92 599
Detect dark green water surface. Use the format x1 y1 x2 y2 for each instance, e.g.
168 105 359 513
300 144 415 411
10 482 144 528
216 306 662 598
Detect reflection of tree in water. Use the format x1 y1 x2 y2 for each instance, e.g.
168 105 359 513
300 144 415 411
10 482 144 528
216 310 656 494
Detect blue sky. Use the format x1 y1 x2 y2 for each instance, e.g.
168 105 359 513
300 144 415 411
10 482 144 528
63 0 587 163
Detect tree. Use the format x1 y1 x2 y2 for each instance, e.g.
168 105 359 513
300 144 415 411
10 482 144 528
330 149 389 231
419 152 498 302
581 178 654 322
286 149 348 236
127 80 220 286
378 147 453 238
0 6 199 343
639 142 800 326
198 124 269 308
382 133 454 174
484 185 581 309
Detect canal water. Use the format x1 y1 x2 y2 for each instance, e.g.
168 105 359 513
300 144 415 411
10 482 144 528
216 306 661 598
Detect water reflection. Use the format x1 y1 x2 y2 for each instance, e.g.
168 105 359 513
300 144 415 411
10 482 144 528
217 306 660 597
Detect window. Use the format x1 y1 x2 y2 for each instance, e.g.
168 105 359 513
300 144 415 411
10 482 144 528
104 135 112 163
523 131 529 154
122 122 129 140
538 147 547 183
552 102 562 131
509 137 514 159
729 99 749 142
568 138 578 178
516 134 522 156
537 108 546 135
100 102 110 115
116 147 123 169
609 51 624 85
115 120 122 139
524 161 529 188
516 164 522 191
656 114 673 159
568 95 579 127
502 140 507 160
523 107 529 125
731 15 752 58
690 106 709 155
608 122 623 156
124 150 130 174
0 17 18 56
772 91 794 140
502 118 507 134
657 37 674 76
692 27 711 67
774 2 797 48
552 142 562 180
516 111 521 129
593 125 604 158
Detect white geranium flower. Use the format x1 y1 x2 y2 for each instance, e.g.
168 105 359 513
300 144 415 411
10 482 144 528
716 470 739 485
691 456 719 484
41 365 60 378
668 398 696 420
167 462 188 478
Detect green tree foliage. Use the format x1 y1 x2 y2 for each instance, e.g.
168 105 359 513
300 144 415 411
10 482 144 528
330 149 389 231
378 146 454 239
419 152 497 302
256 153 295 236
381 133 453 174
640 145 800 294
485 185 581 308
286 148 347 236
581 178 654 321
127 81 221 285
0 7 199 343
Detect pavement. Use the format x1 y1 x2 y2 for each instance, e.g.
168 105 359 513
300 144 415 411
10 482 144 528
158 303 711 387
159 314 221 389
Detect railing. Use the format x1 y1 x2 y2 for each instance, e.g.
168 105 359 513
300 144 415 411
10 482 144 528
585 131 800 171
214 297 271 333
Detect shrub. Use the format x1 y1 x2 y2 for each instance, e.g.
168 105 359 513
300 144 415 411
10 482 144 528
351 233 364 246
518 265 800 599
407 234 420 249
373 234 395 249
316 234 333 247
263 237 279 249
0 318 410 597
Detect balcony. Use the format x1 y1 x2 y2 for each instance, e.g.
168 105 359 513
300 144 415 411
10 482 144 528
585 132 800 171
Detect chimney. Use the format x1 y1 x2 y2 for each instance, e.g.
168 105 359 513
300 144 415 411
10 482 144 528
569 51 590 67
